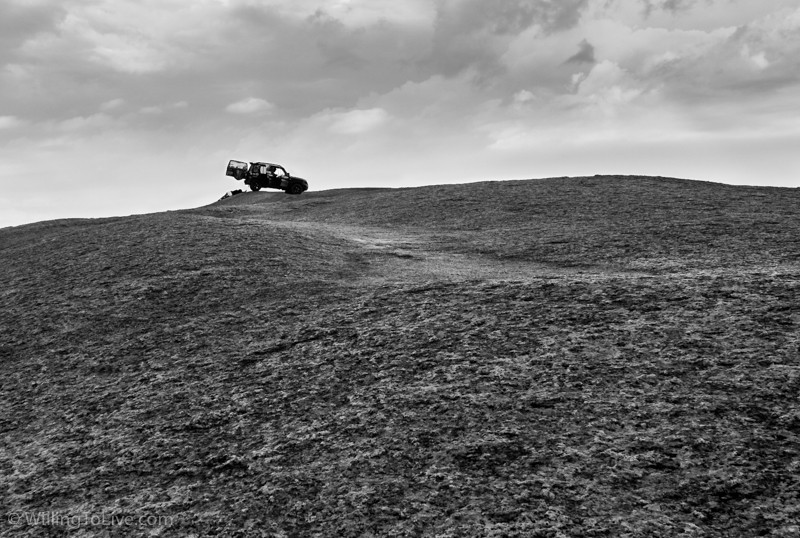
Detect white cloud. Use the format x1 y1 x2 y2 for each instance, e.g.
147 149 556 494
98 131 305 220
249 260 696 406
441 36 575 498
513 90 536 104
741 45 769 70
91 38 168 74
139 101 188 115
0 116 25 129
55 113 114 132
327 108 390 134
225 97 274 115
574 60 643 106
16 0 232 76
100 98 125 111
46 11 170 74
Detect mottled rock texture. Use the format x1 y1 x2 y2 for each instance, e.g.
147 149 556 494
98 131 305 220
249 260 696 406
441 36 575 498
2 176 799 537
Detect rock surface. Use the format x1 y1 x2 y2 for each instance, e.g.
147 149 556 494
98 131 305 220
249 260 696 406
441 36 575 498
2 176 799 536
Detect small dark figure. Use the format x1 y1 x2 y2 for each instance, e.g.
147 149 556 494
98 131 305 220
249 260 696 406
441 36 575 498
219 189 243 201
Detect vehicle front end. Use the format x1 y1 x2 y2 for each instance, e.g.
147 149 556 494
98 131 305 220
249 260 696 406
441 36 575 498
286 177 308 195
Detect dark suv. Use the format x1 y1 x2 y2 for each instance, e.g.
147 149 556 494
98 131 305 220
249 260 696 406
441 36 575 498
226 160 309 195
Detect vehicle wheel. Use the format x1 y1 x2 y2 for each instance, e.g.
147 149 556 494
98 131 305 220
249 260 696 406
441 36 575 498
287 183 304 195
250 181 262 192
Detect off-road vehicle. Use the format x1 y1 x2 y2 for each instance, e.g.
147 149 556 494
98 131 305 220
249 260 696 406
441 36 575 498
226 160 309 195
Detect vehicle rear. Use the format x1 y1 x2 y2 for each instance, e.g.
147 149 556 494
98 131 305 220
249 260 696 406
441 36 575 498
226 160 249 180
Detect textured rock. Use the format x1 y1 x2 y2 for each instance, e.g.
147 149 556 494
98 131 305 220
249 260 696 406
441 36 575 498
1 176 799 537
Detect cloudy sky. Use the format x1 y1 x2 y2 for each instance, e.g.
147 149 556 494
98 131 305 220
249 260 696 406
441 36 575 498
1 0 799 228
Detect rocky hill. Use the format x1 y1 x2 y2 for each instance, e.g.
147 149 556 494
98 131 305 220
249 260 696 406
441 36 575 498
2 175 799 537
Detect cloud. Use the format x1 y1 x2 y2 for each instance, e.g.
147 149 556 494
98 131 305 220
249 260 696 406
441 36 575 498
19 8 167 75
0 116 26 129
100 98 125 111
435 0 589 36
54 113 114 132
327 108 390 134
571 60 646 115
741 45 769 70
140 101 189 115
252 0 435 27
426 0 590 80
513 90 536 104
643 0 694 18
0 1 65 64
225 98 274 115
566 39 596 64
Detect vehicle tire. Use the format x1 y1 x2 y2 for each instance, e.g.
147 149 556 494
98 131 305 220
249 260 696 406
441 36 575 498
250 181 262 192
287 182 304 195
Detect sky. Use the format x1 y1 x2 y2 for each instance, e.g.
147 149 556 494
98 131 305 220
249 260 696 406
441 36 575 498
1 0 799 228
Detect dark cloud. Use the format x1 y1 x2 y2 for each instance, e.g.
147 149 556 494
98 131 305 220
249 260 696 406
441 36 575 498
434 0 589 36
543 0 592 32
203 5 434 115
0 2 65 63
566 39 596 64
0 0 593 126
2 4 796 131
306 11 370 71
651 17 800 105
642 0 711 18
426 0 589 81
660 0 690 13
